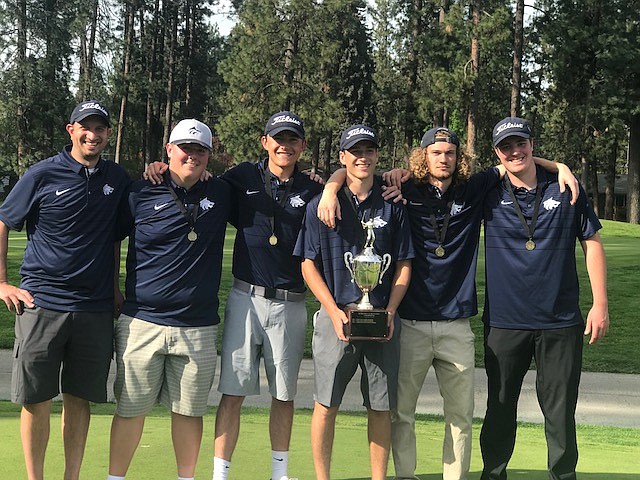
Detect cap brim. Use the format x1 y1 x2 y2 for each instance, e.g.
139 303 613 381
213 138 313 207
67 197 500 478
493 131 530 147
73 112 110 127
341 139 379 151
172 140 212 151
266 126 304 138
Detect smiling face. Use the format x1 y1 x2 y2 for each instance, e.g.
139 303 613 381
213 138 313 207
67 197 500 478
339 140 378 181
66 116 111 166
166 142 210 188
494 136 535 178
261 130 306 177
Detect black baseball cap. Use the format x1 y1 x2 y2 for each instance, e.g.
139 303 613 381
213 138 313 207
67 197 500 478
264 111 305 138
420 127 460 148
339 124 379 151
492 117 533 146
69 100 110 127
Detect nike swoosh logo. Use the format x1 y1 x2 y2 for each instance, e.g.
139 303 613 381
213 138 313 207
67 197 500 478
154 203 170 210
500 200 513 205
274 457 284 461
55 188 72 196
409 201 422 206
246 190 260 195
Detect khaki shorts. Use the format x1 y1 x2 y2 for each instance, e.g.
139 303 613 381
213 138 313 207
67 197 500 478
217 286 307 401
114 314 217 417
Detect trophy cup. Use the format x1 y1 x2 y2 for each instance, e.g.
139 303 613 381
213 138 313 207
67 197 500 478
343 218 392 340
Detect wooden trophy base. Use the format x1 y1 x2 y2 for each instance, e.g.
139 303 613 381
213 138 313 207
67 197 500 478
344 307 389 341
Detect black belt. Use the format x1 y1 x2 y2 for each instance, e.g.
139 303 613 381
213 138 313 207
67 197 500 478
232 278 306 302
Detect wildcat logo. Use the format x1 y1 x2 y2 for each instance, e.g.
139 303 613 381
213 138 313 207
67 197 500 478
450 202 464 216
200 198 215 210
289 194 306 208
372 216 387 228
543 197 560 211
103 184 114 195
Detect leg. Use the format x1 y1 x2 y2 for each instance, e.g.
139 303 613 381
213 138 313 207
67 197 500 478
21 400 52 480
433 319 475 480
534 326 583 480
214 394 246 461
172 413 203 478
391 319 434 479
270 398 294 450
311 402 339 480
61 394 90 480
368 409 391 480
480 327 534 480
108 414 146 476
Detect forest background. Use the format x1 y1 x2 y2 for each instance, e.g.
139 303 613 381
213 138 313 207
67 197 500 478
1 0 639 222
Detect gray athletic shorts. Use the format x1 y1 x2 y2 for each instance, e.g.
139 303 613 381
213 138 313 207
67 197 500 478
312 306 400 410
114 314 218 417
12 306 113 404
218 285 307 401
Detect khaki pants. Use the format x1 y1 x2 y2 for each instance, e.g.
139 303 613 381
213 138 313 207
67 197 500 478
391 318 475 480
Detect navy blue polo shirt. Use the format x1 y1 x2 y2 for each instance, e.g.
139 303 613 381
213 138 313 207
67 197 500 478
121 176 231 327
221 160 323 290
482 166 601 330
398 167 501 321
0 146 130 312
294 178 414 308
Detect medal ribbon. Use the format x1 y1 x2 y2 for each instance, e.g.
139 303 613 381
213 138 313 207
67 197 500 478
429 200 453 252
504 175 543 245
165 174 200 237
263 160 295 241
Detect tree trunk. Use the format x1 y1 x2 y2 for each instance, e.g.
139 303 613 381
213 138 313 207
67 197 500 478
604 137 617 220
163 3 178 152
145 0 161 167
627 114 640 224
510 0 524 117
16 0 28 176
403 0 422 153
466 0 480 174
323 134 333 180
115 2 135 164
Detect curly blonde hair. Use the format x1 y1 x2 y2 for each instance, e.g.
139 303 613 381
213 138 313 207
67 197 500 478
408 143 471 186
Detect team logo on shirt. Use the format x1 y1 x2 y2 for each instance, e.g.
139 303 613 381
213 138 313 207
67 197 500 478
246 189 260 195
289 194 305 208
200 198 215 210
103 184 114 195
372 216 387 228
450 202 464 216
55 187 72 196
543 197 561 211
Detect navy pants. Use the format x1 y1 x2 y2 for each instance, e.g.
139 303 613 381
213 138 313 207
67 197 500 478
480 325 583 480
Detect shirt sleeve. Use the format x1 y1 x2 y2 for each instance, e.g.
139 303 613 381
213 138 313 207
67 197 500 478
0 168 40 231
293 198 321 261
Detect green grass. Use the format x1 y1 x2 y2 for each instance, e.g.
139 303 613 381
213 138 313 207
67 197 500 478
0 402 638 479
2 220 640 373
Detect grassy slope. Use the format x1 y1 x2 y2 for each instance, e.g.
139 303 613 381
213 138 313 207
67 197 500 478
1 220 639 373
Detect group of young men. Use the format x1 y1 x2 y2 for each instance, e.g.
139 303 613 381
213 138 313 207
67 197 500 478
0 99 609 480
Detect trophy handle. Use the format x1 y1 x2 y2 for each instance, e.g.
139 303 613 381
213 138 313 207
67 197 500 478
344 251 355 282
378 253 392 284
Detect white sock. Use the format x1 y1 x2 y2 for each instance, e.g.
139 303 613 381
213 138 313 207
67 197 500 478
272 450 289 480
107 476 126 480
212 457 231 480
177 477 194 480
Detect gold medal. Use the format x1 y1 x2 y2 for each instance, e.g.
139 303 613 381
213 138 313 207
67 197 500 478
269 234 278 246
435 246 445 257
187 230 198 242
525 239 535 250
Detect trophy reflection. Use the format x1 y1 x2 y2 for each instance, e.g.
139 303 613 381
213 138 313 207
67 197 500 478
343 218 392 340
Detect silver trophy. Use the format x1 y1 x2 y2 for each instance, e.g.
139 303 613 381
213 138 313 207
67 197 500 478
343 218 392 340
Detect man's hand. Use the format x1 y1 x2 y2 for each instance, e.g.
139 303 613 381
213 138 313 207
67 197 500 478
556 163 579 205
302 170 325 184
385 310 396 340
0 282 34 314
382 169 411 188
143 162 169 184
328 307 349 342
381 185 405 204
318 191 342 229
114 288 124 319
584 304 609 345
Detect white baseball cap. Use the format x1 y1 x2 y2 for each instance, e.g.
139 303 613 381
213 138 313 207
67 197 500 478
169 119 212 151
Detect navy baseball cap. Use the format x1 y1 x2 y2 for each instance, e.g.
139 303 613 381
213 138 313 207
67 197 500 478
339 124 379 151
492 117 533 146
70 100 110 126
420 127 460 148
264 111 305 138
